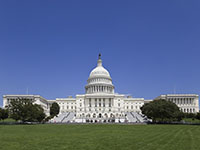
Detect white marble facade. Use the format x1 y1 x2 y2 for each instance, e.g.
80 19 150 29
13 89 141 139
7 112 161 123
155 94 199 113
2 54 199 122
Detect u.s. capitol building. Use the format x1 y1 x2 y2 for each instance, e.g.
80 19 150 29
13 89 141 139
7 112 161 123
3 54 199 123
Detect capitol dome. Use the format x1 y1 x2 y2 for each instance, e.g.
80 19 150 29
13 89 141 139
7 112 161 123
85 54 114 94
89 60 111 79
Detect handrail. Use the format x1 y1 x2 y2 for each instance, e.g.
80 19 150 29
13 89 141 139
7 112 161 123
61 112 70 122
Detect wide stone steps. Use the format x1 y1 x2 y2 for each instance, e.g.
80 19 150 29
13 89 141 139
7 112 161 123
51 112 75 123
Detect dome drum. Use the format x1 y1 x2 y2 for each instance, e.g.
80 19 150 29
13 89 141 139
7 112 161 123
87 77 112 85
85 84 114 94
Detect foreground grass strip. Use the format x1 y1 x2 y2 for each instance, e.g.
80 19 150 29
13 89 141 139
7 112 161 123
0 124 200 150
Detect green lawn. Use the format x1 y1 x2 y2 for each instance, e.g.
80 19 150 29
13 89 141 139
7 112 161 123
0 124 200 150
0 118 16 123
183 118 200 123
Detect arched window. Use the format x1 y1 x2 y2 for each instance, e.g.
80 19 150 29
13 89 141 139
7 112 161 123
99 113 102 118
93 113 96 118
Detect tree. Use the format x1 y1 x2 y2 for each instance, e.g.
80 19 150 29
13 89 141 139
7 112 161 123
195 112 200 120
0 108 8 121
174 111 185 121
184 113 196 119
50 102 60 117
8 98 46 123
44 116 53 122
141 99 182 122
29 104 46 122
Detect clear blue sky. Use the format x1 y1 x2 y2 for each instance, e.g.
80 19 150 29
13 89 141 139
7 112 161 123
0 0 200 106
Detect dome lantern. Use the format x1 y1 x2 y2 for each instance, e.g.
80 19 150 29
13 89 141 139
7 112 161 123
97 53 102 67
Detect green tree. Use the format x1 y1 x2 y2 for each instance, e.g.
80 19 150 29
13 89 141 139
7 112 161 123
174 111 185 121
141 99 182 122
195 112 200 120
0 108 9 121
33 104 46 122
50 102 60 117
184 113 196 119
8 98 46 123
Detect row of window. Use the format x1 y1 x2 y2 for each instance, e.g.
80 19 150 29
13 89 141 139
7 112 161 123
89 98 112 107
86 108 112 112
58 102 75 105
126 106 140 109
61 106 76 110
168 98 194 101
168 98 194 105
125 102 142 105
181 108 196 113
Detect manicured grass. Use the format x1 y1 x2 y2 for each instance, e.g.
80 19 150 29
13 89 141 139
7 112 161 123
183 118 200 123
0 124 200 150
0 118 16 122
